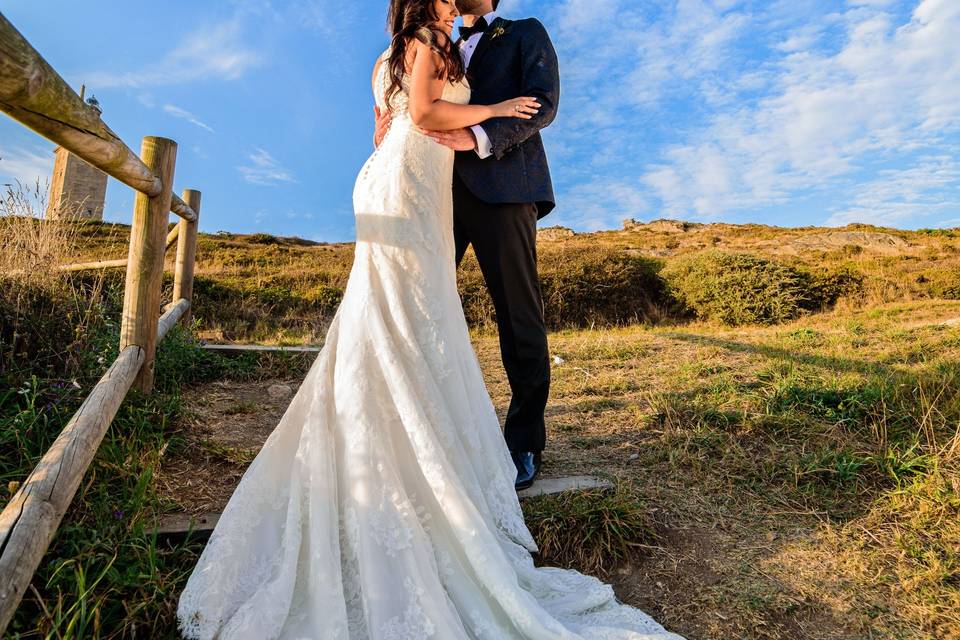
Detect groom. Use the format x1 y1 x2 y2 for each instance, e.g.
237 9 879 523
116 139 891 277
376 0 560 490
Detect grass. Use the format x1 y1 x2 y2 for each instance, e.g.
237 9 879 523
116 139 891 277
38 216 960 342
0 185 312 638
4 190 960 637
522 484 660 578
479 301 960 639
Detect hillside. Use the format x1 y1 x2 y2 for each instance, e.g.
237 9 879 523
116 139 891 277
4 213 960 638
64 218 960 344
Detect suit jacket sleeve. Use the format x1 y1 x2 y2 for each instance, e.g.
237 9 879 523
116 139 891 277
481 19 560 161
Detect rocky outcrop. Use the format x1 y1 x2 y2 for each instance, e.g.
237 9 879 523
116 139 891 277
786 231 909 254
623 218 692 233
538 226 576 241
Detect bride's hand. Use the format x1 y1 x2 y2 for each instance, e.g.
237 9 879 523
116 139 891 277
491 97 541 120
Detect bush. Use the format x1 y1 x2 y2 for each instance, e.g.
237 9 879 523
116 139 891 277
798 266 865 310
923 267 960 300
661 250 810 326
459 247 667 330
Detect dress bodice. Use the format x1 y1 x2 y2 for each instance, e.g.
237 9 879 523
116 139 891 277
374 49 471 116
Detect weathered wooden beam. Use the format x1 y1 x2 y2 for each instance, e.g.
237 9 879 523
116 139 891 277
173 190 200 326
0 345 145 633
170 193 197 223
0 12 161 197
155 513 221 544
0 299 189 634
58 258 127 272
120 137 177 394
201 344 322 354
56 227 180 273
158 298 190 340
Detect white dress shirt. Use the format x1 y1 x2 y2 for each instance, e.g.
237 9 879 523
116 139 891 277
460 11 497 159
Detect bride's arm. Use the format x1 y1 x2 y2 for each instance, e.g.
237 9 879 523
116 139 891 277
408 40 539 131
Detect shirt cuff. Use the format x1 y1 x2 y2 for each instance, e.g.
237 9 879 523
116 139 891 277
471 125 493 159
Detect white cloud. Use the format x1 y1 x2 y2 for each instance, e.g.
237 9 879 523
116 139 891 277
0 145 53 188
825 156 960 226
553 178 651 231
87 20 261 88
638 0 960 221
238 148 296 186
163 105 215 133
513 0 959 230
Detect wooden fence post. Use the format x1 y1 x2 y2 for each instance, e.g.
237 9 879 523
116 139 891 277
173 189 200 326
120 137 177 393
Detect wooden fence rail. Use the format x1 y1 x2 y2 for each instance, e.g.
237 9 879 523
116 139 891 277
0 10 204 633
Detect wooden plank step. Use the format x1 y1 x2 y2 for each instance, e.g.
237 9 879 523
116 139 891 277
202 344 321 354
517 475 613 499
154 476 613 542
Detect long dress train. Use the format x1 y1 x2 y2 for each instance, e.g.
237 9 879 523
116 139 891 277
177 52 684 640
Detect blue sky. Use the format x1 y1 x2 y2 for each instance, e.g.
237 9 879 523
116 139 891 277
1 0 958 241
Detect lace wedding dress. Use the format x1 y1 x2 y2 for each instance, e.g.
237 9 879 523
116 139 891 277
177 51 684 640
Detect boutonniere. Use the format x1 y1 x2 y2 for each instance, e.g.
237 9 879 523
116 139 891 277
489 22 511 41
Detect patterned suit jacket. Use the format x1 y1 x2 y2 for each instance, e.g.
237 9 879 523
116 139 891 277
455 17 561 218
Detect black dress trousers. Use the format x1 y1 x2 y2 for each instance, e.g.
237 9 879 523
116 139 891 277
452 171 550 454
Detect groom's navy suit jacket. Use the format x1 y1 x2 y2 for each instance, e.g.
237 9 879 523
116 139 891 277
455 17 561 218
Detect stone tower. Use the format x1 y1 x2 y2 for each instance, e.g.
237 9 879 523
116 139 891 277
45 87 108 221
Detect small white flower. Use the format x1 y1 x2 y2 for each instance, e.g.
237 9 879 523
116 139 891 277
552 355 565 365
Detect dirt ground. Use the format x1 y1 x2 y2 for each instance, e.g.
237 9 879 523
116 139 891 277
157 300 960 640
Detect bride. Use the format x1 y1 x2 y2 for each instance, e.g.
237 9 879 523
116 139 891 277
177 0 684 638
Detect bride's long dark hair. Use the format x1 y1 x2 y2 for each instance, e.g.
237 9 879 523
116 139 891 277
385 0 465 108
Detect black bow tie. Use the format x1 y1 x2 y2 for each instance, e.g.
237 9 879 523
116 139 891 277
459 17 489 40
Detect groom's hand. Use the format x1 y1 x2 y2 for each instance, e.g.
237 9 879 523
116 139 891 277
421 127 478 152
374 106 392 148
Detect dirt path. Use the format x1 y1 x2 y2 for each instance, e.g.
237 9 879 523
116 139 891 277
157 300 960 639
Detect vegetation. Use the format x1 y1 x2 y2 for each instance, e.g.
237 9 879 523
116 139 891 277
45 217 960 341
522 484 659 577
513 302 960 638
0 188 308 638
3 193 960 638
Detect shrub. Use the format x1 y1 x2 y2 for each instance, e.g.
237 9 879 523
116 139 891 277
459 248 667 330
661 250 809 326
923 267 960 300
798 266 865 310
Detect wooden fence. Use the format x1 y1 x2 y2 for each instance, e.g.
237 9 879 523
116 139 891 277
0 11 203 633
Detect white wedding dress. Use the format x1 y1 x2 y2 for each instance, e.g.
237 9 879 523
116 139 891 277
177 52 684 640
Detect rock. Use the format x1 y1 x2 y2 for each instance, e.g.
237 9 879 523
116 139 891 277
538 226 575 241
785 231 909 255
267 384 293 401
623 218 691 233
552 355 566 365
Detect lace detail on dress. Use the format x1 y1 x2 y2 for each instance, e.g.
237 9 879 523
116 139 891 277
176 48 685 640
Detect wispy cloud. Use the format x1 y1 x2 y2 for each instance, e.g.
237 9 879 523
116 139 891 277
0 145 53 187
826 156 960 227
87 20 261 88
238 148 296 186
163 105 215 133
525 0 960 229
639 0 960 222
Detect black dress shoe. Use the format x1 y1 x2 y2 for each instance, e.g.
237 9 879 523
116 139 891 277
511 451 542 491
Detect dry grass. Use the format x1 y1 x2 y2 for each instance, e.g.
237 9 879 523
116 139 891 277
467 299 960 638
0 182 81 285
154 299 960 639
38 218 960 344
522 484 660 578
